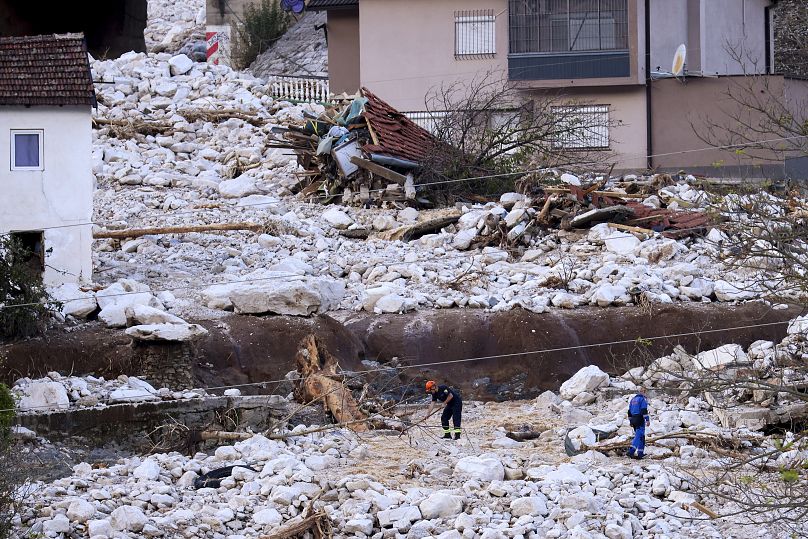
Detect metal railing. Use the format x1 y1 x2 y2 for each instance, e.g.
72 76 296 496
267 74 331 103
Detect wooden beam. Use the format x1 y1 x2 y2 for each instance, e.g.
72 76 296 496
94 223 264 240
349 156 407 185
544 187 646 199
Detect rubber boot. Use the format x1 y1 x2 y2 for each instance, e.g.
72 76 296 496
442 433 452 439
454 432 461 440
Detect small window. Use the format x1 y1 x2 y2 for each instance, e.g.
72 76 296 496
455 10 496 59
552 105 610 149
11 130 44 170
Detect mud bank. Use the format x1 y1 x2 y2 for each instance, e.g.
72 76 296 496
2 302 799 400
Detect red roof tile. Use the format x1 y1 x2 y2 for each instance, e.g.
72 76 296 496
360 87 439 163
0 34 96 107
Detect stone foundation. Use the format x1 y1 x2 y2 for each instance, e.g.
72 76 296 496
134 341 196 391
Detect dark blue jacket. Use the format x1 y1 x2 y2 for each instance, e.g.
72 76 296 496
432 385 461 407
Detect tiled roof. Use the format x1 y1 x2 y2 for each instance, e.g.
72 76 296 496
0 34 96 107
360 87 437 163
307 0 358 11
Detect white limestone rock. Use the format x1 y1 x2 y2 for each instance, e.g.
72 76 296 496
18 381 70 412
125 323 209 342
322 208 353 229
225 278 345 316
419 492 464 519
133 459 161 481
219 175 260 198
694 344 747 371
377 506 422 527
51 283 97 318
168 54 194 75
454 456 505 482
510 495 549 517
559 365 610 400
110 505 148 532
713 280 756 302
67 499 96 523
88 519 114 537
566 425 597 452
125 304 186 326
42 514 70 534
253 507 283 527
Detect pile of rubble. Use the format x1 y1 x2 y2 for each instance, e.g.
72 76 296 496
11 372 212 412
268 87 437 205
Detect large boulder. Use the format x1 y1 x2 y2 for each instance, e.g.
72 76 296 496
218 175 259 198
510 496 548 517
125 304 186 326
453 456 505 482
18 381 70 412
419 492 464 519
694 344 747 371
377 506 421 527
51 283 97 318
559 366 610 400
224 278 345 316
322 208 353 229
110 505 148 532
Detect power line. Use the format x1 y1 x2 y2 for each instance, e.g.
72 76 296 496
3 318 795 415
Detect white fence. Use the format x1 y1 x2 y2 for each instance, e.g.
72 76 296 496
267 75 330 103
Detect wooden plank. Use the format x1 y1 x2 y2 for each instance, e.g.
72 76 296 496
350 156 407 185
544 187 646 199
94 223 263 240
366 119 380 146
607 223 655 235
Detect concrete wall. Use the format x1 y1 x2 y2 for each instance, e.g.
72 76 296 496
702 0 771 75
328 8 361 94
206 0 254 26
650 0 688 73
650 76 790 175
0 107 93 285
358 0 508 111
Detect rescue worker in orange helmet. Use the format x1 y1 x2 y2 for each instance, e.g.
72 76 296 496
424 380 463 440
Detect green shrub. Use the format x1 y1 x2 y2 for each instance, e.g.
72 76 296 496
232 0 290 69
0 384 12 445
0 236 57 340
0 383 17 539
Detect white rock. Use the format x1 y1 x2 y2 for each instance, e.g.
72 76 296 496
452 228 477 250
322 208 353 229
126 304 185 326
560 173 581 186
168 54 194 75
125 323 208 342
787 315 808 335
51 283 97 318
454 456 504 482
713 280 756 302
377 506 422 527
592 284 627 307
42 514 70 534
419 492 464 519
269 258 313 275
559 365 609 400
398 207 419 223
88 519 114 537
133 459 161 481
545 463 587 484
604 233 640 255
253 507 282 526
18 381 70 412
67 499 96 523
694 344 747 370
110 505 148 532
344 518 374 535
500 192 526 209
219 175 259 198
566 426 596 452
374 294 406 314
98 304 128 328
510 495 548 517
226 278 344 316
109 387 159 403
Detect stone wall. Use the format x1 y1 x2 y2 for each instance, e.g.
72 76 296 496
250 11 328 78
134 341 196 391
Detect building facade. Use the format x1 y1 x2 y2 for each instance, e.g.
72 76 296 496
0 34 96 285
312 0 807 177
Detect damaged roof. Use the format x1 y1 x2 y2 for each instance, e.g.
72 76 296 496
359 87 438 163
0 33 96 107
307 0 358 11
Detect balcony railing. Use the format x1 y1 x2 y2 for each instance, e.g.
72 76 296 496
508 50 631 80
266 74 331 103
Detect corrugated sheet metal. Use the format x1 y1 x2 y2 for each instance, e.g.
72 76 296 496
0 34 96 107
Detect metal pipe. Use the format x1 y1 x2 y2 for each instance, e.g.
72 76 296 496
645 0 653 170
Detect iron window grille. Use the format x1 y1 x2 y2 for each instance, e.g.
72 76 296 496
455 10 496 59
509 0 628 54
551 105 610 149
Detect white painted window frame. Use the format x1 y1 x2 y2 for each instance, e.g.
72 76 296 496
10 129 44 171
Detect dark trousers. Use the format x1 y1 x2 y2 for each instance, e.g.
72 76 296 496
441 401 462 433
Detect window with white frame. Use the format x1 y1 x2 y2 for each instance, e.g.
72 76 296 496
552 105 610 149
11 130 44 170
455 10 496 58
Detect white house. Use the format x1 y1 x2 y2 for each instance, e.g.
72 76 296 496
0 33 96 285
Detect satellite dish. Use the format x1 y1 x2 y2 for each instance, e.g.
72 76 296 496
672 44 687 78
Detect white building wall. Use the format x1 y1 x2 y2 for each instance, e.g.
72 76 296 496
650 0 688 74
0 106 93 285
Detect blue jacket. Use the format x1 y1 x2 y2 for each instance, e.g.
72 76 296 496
628 394 650 423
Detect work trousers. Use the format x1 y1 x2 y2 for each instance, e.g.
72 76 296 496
440 401 462 435
628 424 646 457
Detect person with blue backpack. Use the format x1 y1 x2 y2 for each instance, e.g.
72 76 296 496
627 390 650 459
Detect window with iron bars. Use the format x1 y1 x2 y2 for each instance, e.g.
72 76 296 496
509 0 628 54
551 105 610 149
455 9 496 59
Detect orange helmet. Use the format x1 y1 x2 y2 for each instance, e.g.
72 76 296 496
425 380 437 392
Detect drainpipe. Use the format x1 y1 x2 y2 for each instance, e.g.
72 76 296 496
644 0 653 170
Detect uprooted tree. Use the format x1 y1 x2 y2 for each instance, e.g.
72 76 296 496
419 72 619 200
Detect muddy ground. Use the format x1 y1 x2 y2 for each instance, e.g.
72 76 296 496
2 302 801 400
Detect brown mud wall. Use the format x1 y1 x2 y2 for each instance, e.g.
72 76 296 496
1 302 801 400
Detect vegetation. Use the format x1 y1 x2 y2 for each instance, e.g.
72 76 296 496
0 236 56 340
232 0 290 70
774 0 808 78
0 383 18 539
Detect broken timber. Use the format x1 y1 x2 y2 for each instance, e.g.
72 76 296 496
294 335 368 432
93 223 264 239
349 156 407 185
